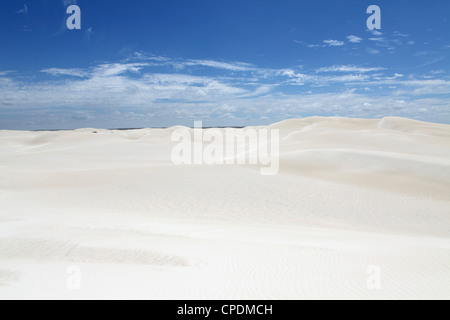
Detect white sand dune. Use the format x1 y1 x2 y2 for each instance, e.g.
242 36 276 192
0 117 449 300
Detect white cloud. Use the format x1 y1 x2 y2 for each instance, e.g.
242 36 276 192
41 68 88 77
184 60 255 72
85 27 94 40
324 74 370 83
404 79 450 86
43 63 150 78
143 73 210 86
393 31 409 37
1 55 450 129
16 4 28 15
347 35 363 43
375 73 404 80
316 65 384 73
129 53 171 62
0 71 13 77
415 51 429 57
93 63 148 77
369 30 383 36
367 48 381 55
369 37 385 42
323 40 345 47
128 53 256 72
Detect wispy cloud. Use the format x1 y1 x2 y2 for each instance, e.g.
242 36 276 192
183 60 255 72
307 44 323 48
125 53 257 72
368 30 383 36
316 65 384 73
301 31 415 55
367 48 381 55
1 54 449 128
323 74 370 83
85 27 93 41
323 40 345 47
347 35 363 43
93 63 149 77
393 31 409 37
41 68 88 77
369 37 385 42
16 4 28 15
0 71 14 77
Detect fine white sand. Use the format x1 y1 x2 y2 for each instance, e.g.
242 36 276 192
0 117 449 300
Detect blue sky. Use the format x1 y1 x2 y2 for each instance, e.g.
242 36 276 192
0 0 449 129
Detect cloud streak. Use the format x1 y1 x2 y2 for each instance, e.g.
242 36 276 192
323 40 345 47
316 65 384 73
0 54 449 129
347 35 363 43
16 4 28 15
41 68 88 77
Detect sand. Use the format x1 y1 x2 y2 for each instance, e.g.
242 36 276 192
0 117 449 300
